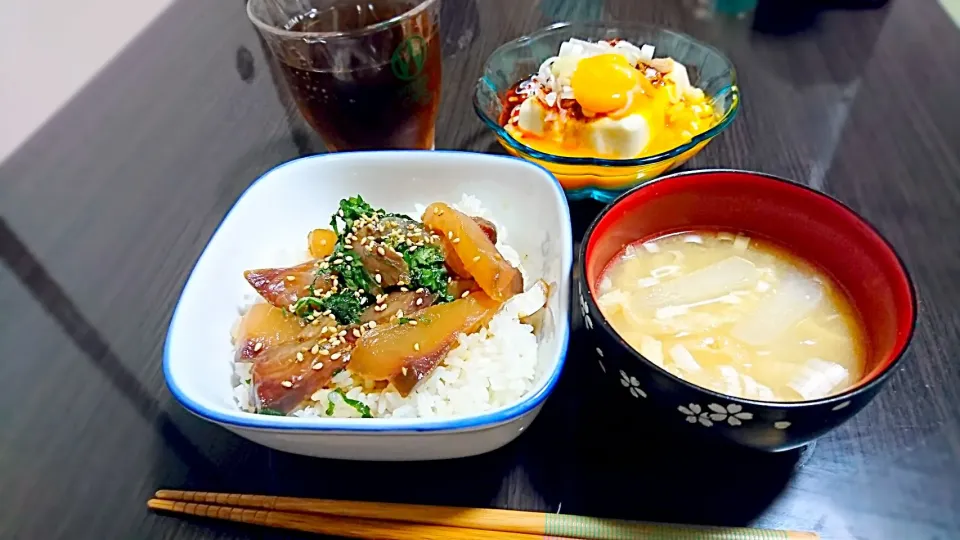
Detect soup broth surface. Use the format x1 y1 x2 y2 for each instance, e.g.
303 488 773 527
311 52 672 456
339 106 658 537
597 231 867 402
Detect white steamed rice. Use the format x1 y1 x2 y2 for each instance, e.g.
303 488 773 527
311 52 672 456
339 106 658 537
231 194 542 418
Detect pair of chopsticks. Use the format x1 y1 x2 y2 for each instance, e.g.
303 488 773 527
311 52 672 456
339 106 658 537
149 490 818 539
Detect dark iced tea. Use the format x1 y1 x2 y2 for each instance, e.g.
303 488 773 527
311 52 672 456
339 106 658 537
249 0 442 151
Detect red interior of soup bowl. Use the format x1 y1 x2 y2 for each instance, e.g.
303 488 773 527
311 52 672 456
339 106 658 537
584 169 916 391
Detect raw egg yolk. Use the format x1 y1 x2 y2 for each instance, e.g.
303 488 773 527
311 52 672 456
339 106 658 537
571 54 641 114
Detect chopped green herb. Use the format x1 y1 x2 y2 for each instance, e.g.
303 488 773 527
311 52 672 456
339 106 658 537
258 408 284 416
318 289 366 325
290 296 324 318
396 317 414 325
330 195 378 234
244 378 251 385
418 315 432 324
330 245 375 292
325 398 336 416
403 245 452 302
331 389 372 418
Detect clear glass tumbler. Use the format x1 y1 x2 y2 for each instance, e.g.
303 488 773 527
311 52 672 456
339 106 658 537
247 0 442 151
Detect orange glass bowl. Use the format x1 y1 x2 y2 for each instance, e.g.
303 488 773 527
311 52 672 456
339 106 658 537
473 22 740 202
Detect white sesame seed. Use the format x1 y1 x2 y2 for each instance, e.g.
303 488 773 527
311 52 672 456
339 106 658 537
416 298 423 306
452 238 460 244
414 343 420 351
473 255 481 262
447 231 453 239
310 344 319 354
461 290 470 298
400 287 409 292
402 366 408 375
296 352 304 362
281 381 293 388
408 320 418 326
319 348 330 356
396 310 404 318
286 275 296 282
312 362 324 371
377 247 386 256
345 256 353 262
408 245 417 252
254 342 263 352
331 352 342 360
352 329 361 338
338 330 347 337
333 258 343 264
375 273 382 284
368 321 377 328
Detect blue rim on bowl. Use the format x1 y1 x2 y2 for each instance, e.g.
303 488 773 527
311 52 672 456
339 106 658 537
163 151 573 432
473 21 740 168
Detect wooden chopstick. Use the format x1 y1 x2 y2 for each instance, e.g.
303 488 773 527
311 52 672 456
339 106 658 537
147 499 546 539
153 490 819 539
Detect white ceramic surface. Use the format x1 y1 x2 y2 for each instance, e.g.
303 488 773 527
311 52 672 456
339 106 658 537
164 151 573 460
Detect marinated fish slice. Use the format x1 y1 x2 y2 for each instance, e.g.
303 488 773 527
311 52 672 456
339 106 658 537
251 320 354 414
244 259 334 309
423 203 522 301
235 303 303 360
360 290 436 324
356 243 410 289
439 217 499 278
349 292 501 396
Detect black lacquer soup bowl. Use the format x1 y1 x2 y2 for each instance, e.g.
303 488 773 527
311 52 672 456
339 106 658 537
578 169 916 452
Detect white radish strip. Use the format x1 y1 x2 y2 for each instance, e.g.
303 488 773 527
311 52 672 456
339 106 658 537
731 273 824 346
656 305 689 320
788 358 850 400
636 256 760 308
637 277 659 288
650 265 680 279
733 234 751 251
669 344 701 372
597 289 630 311
718 365 742 396
742 373 758 397
639 335 664 366
655 293 738 319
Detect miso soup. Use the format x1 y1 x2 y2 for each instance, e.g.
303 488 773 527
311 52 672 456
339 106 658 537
596 231 867 402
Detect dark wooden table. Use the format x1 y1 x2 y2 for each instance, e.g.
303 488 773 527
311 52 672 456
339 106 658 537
2 0 959 538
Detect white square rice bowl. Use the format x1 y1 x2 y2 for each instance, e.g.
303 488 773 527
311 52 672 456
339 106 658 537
164 151 572 460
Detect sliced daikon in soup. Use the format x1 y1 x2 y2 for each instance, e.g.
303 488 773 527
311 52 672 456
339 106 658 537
633 256 760 309
730 272 824 346
595 231 867 402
